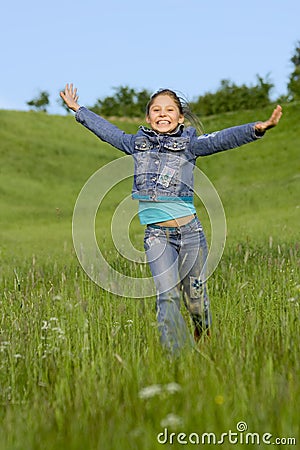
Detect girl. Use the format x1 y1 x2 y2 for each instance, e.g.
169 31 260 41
60 84 282 353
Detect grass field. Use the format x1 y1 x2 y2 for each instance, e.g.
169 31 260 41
0 104 299 449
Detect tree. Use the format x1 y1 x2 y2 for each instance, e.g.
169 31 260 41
191 75 273 116
27 90 50 112
287 41 300 101
90 86 152 117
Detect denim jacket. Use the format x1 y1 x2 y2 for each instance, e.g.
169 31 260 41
75 107 263 202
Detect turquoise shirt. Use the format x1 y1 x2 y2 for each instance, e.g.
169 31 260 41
138 200 196 225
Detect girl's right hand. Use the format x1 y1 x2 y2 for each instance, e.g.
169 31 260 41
60 83 80 112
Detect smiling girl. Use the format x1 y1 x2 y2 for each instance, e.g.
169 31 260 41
61 84 282 353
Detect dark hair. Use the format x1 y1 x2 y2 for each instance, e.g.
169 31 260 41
146 88 204 135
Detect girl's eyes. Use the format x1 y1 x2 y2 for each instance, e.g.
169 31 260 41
152 107 175 112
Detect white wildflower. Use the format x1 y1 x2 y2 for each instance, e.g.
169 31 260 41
160 413 183 429
51 327 63 333
125 319 133 328
0 341 10 351
138 384 162 399
41 321 49 330
138 382 182 400
164 382 182 394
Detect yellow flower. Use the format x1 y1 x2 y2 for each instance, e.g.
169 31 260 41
215 395 224 405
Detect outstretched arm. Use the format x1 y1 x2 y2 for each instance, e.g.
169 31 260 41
193 105 283 156
60 83 134 154
60 83 80 112
255 105 282 133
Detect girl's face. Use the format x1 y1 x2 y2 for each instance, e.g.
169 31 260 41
146 94 184 134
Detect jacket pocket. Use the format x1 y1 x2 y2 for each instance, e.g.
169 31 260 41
163 137 189 151
134 137 153 151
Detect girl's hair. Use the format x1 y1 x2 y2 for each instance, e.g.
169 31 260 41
146 88 204 135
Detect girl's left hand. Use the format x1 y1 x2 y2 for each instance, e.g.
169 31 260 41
255 105 282 133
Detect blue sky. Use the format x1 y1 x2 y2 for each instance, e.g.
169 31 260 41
2 0 299 114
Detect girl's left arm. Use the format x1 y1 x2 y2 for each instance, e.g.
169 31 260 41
192 105 282 157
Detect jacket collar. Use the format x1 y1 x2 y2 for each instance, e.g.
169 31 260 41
139 124 185 137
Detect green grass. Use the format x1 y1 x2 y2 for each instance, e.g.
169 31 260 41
0 105 299 449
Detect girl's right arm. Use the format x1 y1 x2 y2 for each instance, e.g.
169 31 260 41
60 84 134 155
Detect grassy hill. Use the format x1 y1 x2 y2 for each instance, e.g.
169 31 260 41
0 105 299 450
0 103 299 265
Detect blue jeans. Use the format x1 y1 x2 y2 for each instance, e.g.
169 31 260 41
144 216 211 353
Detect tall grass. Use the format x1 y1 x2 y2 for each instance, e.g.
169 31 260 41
0 242 299 449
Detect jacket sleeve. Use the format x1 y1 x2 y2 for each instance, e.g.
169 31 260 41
75 106 135 155
191 123 264 157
